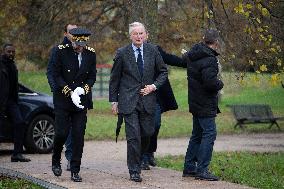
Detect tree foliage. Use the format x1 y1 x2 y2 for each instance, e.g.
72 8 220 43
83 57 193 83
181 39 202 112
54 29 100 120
0 0 283 83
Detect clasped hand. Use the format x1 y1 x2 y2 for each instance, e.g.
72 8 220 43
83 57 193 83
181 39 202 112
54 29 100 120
71 87 85 109
140 85 156 96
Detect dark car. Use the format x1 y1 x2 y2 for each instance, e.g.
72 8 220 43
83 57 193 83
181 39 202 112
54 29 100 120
0 84 55 153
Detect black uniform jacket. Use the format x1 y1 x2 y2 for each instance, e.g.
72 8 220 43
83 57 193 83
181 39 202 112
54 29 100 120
53 44 97 111
47 37 71 92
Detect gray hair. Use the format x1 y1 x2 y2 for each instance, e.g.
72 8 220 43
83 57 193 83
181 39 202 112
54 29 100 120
129 22 146 35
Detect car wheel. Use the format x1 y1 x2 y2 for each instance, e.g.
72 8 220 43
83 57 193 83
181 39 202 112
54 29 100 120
25 114 55 153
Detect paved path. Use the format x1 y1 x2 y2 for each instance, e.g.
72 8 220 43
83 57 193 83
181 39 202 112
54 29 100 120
1 133 283 189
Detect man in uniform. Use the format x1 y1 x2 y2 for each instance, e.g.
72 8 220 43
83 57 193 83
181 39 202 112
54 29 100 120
51 27 97 182
46 24 77 171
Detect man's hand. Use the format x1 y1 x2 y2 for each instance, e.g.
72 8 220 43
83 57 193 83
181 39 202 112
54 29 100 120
74 87 85 96
111 102 118 115
140 84 156 96
71 91 84 109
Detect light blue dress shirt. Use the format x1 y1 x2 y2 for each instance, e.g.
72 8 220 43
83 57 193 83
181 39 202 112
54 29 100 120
132 43 144 66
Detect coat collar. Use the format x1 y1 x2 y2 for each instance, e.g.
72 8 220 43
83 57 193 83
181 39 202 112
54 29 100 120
74 50 87 79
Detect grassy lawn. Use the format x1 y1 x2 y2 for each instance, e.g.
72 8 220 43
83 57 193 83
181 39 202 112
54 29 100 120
19 69 284 140
0 176 43 189
156 152 284 189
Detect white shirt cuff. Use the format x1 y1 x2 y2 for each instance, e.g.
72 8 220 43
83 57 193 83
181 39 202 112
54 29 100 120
151 84 157 91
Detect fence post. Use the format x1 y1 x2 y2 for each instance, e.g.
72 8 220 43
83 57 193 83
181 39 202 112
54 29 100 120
92 64 112 99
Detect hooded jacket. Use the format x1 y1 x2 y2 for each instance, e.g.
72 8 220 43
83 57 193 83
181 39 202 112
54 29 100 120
185 42 223 117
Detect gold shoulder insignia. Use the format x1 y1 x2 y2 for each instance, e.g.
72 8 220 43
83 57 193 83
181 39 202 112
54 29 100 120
86 46 95 53
58 44 70 50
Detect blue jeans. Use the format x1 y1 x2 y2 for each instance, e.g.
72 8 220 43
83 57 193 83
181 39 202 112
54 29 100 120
65 129 72 161
183 116 217 173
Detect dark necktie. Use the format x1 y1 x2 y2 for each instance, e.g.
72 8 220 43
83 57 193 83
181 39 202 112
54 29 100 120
137 48 143 76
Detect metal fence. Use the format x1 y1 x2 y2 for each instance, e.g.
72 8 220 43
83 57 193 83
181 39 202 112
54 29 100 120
92 64 112 99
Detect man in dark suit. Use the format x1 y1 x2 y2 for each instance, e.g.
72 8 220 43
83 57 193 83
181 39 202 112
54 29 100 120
109 22 168 182
51 28 97 182
46 24 77 171
141 45 180 169
0 44 31 162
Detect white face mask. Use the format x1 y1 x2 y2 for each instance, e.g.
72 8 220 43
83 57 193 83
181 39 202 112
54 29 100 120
71 41 77 48
72 42 84 53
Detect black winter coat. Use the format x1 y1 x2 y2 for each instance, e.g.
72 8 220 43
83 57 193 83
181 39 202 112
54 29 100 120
156 46 179 113
0 55 18 105
53 44 97 111
0 56 10 111
166 43 223 117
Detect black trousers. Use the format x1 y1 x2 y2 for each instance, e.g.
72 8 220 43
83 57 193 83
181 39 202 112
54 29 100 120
52 108 87 173
6 101 26 155
123 100 154 174
146 103 162 153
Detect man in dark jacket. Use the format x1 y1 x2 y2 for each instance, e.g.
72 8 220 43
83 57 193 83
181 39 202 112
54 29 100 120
46 24 77 171
0 44 31 162
141 45 179 169
166 29 223 181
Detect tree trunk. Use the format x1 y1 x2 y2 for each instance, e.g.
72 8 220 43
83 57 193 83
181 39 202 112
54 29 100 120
125 0 158 43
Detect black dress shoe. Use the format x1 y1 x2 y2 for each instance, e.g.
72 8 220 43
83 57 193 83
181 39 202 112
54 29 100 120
182 169 197 177
71 172 82 182
130 172 142 182
195 171 219 181
141 161 150 170
148 155 156 167
11 154 31 162
52 164 62 177
66 161 71 171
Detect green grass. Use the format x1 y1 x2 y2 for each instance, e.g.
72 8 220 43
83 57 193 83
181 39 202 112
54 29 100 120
0 176 43 189
18 70 284 140
157 152 284 189
18 71 51 95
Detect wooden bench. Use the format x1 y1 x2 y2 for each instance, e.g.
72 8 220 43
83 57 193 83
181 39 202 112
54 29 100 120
228 104 283 130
